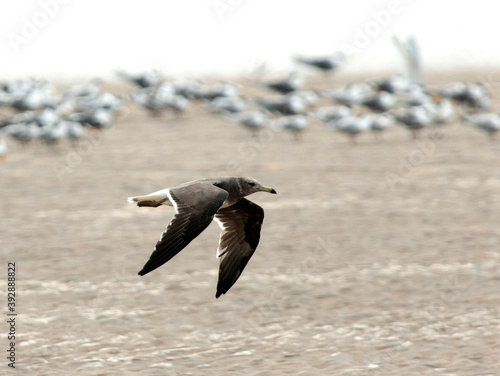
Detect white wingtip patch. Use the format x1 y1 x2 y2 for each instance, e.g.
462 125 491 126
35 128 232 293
127 196 137 203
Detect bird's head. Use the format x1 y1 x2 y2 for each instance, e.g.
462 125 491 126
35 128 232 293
240 177 277 196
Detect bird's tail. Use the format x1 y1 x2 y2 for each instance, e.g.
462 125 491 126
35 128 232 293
128 189 170 207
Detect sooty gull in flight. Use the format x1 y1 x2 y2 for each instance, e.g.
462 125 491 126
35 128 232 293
128 177 277 298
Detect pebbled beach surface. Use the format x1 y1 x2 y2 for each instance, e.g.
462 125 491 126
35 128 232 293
1 74 500 375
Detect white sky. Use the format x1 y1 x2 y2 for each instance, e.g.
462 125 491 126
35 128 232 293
0 0 498 80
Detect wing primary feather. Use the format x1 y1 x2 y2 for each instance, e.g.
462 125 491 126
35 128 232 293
138 185 228 276
214 199 264 298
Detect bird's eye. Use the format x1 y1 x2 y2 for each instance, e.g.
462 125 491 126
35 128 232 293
248 181 256 186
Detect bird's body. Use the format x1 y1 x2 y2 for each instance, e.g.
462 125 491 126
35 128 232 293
270 114 309 140
225 111 268 136
208 96 246 114
367 113 395 140
128 177 277 298
328 83 371 106
440 82 491 110
116 69 162 89
263 72 301 95
361 91 395 113
2 121 42 145
374 76 410 94
314 106 351 124
131 84 189 117
0 138 7 159
393 105 433 139
332 115 371 144
256 95 308 115
294 52 344 74
463 113 500 141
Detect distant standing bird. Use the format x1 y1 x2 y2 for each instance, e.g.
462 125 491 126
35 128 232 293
367 113 395 141
255 95 308 116
128 177 277 298
374 75 410 94
116 69 162 89
462 113 500 141
270 114 309 141
200 83 239 101
328 83 371 106
11 86 49 111
393 106 433 139
405 85 431 107
440 82 491 109
0 138 7 159
70 107 115 129
166 95 190 116
331 115 371 145
225 111 268 137
63 120 87 144
208 96 246 114
427 96 455 126
2 121 42 146
263 71 302 95
361 91 395 113
314 105 351 124
65 78 102 98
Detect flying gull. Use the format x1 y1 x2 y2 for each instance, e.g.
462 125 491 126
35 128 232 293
128 177 277 298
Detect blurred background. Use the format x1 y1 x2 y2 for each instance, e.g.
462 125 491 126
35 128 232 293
1 1 500 375
0 0 499 79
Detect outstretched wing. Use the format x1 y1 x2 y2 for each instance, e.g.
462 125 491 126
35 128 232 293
214 198 264 298
138 183 228 276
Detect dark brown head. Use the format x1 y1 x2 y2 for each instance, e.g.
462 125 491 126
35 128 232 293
239 177 277 196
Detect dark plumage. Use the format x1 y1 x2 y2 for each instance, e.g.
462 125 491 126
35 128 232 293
294 52 344 74
128 177 277 298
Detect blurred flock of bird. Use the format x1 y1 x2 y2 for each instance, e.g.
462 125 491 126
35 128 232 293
0 36 499 159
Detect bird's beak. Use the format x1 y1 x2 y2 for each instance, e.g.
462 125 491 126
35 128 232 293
260 186 277 194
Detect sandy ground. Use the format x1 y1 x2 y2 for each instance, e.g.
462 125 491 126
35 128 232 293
1 73 500 375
